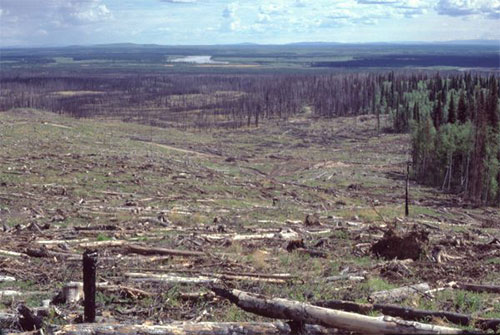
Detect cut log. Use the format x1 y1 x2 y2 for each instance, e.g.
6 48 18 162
314 299 500 331
52 282 84 304
125 272 219 284
18 304 43 331
201 230 299 242
36 239 90 245
127 244 205 257
53 282 151 304
0 249 27 257
324 274 365 282
0 290 22 298
212 287 472 335
52 322 339 335
0 275 16 282
369 283 431 303
74 225 118 231
451 282 500 294
79 240 127 248
25 247 76 259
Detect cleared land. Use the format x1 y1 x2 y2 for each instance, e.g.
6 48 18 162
0 108 498 332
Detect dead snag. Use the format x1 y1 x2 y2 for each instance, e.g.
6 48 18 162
52 322 339 335
127 244 205 257
82 249 97 323
211 287 473 335
405 161 410 217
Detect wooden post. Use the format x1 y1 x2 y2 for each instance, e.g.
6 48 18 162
405 161 410 217
83 249 98 323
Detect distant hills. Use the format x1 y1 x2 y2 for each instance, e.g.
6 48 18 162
2 39 498 50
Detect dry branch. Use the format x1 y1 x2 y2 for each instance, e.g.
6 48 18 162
127 244 206 257
211 287 474 335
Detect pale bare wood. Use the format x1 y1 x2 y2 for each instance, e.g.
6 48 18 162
201 230 299 242
0 249 28 257
125 272 220 284
369 283 431 303
212 287 473 335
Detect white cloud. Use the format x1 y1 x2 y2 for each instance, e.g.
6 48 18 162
160 0 198 3
436 0 500 18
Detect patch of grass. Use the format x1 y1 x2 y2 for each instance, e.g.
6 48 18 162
361 277 396 292
486 257 500 265
96 233 111 241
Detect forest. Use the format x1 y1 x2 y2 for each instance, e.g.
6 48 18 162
1 69 499 205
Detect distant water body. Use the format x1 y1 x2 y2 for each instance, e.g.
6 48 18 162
170 56 228 64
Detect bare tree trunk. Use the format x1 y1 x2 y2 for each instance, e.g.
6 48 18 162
405 161 410 216
212 287 471 335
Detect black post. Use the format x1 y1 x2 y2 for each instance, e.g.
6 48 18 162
83 249 98 323
405 162 410 217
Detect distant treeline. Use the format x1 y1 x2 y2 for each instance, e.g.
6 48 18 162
0 70 498 205
312 54 500 68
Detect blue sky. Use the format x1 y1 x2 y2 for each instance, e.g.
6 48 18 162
0 0 499 46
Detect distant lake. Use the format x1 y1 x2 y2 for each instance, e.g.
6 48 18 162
170 55 228 64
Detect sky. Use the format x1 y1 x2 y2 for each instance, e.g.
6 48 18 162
0 0 499 47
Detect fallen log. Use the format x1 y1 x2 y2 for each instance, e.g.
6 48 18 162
79 240 127 248
369 283 431 303
125 272 219 284
314 299 500 331
127 244 205 257
451 282 500 294
0 249 27 257
205 272 288 284
25 247 76 259
0 290 22 298
0 275 16 282
52 322 338 335
201 230 299 242
212 287 474 335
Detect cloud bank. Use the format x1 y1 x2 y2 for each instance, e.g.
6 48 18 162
0 0 498 46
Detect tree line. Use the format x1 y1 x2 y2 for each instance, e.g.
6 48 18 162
0 70 498 205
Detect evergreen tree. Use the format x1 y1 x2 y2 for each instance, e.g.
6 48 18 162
433 97 443 129
448 95 456 124
413 102 420 123
457 91 468 124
